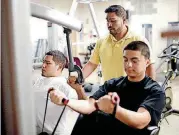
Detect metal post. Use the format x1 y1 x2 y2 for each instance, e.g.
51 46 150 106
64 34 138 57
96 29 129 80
2 0 36 134
47 22 59 51
69 0 78 16
178 0 179 21
88 2 101 38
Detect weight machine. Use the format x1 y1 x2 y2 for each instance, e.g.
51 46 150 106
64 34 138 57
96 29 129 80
157 43 179 124
2 1 161 134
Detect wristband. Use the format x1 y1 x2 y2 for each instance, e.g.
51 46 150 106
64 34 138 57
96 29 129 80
62 98 69 105
112 104 117 117
94 101 99 110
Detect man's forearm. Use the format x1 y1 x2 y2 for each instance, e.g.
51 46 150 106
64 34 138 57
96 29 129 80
82 61 98 79
76 87 88 100
67 98 96 114
146 63 155 80
115 106 151 129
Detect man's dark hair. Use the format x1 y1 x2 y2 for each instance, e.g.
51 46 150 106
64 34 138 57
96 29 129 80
123 41 150 59
45 50 67 69
105 5 127 20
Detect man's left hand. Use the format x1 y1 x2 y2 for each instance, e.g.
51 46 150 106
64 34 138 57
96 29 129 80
96 92 120 114
96 95 115 114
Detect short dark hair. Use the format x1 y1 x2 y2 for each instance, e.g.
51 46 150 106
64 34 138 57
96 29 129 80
45 50 67 69
105 5 127 20
123 41 150 59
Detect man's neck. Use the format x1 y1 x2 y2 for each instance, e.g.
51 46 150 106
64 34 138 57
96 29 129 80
49 72 62 77
55 73 62 77
128 74 145 82
114 26 128 41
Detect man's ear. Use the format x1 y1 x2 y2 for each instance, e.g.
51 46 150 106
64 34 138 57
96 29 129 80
123 18 127 25
146 59 150 67
56 64 62 70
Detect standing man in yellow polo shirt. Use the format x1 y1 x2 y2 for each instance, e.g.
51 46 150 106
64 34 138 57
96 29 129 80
82 5 155 82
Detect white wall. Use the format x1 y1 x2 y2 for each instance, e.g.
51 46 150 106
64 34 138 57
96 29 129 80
81 0 179 68
30 0 179 68
31 0 72 13
129 0 179 68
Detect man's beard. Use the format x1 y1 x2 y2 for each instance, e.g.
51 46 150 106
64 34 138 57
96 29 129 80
109 30 117 36
41 70 46 77
109 27 122 36
41 73 45 77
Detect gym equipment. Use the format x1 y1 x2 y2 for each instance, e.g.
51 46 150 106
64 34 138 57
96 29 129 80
73 57 94 92
31 2 84 85
70 0 104 38
31 3 82 32
70 0 103 82
82 83 93 92
65 57 83 69
33 39 49 69
34 39 48 62
64 53 93 92
38 89 66 135
157 43 179 124
83 43 96 64
64 28 84 84
3 1 84 134
2 1 162 134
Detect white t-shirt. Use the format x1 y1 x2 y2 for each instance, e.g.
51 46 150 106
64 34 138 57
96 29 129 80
34 76 79 135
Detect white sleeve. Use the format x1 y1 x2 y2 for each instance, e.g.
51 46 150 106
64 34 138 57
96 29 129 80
53 82 78 99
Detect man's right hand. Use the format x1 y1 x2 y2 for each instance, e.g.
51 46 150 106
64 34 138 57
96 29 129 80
49 89 67 106
68 76 83 91
108 92 120 104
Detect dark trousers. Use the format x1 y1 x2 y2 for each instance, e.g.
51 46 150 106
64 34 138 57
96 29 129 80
71 111 151 135
71 111 115 135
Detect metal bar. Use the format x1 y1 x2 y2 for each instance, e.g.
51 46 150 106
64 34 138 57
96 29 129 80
64 28 75 71
2 0 36 134
77 0 108 3
88 2 101 37
172 109 179 115
178 0 179 21
31 2 83 32
69 0 78 16
162 71 172 89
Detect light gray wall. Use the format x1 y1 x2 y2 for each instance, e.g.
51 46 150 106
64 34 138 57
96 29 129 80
30 0 179 68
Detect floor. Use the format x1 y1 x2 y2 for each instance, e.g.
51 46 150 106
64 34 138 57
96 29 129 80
33 68 179 135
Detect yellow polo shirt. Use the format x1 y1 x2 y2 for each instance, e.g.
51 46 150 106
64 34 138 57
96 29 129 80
89 29 154 82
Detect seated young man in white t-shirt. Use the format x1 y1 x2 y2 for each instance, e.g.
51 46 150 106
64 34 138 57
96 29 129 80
34 50 79 135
